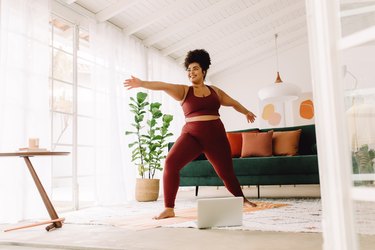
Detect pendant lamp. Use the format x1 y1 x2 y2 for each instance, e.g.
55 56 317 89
258 34 300 102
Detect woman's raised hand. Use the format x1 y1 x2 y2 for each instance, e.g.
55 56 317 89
124 75 143 90
246 111 256 123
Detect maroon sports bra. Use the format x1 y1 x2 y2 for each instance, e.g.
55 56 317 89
181 85 220 118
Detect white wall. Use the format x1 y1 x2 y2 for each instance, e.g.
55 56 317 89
342 44 375 90
210 43 312 131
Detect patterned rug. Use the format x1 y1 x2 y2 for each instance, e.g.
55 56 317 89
62 200 287 231
165 198 322 232
61 198 375 234
111 201 287 230
164 199 375 235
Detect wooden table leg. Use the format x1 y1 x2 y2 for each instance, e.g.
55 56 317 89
4 218 65 232
23 156 63 230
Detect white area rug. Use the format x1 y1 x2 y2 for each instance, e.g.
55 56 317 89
62 198 197 226
61 198 375 234
165 198 322 232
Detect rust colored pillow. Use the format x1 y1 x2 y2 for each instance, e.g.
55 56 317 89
227 130 259 157
226 132 243 157
241 130 273 157
272 129 302 156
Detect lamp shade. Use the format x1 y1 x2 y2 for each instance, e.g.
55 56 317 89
259 33 301 103
258 81 301 102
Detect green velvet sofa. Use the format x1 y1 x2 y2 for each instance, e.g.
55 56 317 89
168 124 319 198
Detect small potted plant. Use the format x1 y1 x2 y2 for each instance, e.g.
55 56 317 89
352 144 375 186
126 92 173 201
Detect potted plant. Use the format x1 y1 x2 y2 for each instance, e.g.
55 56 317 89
352 144 375 186
126 92 173 201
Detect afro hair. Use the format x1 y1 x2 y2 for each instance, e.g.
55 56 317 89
184 49 211 74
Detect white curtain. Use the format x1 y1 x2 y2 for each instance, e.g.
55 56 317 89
146 49 188 193
89 21 147 204
0 1 189 220
0 0 51 222
89 22 189 203
147 48 187 143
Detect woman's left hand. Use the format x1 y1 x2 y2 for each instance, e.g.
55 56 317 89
246 111 256 123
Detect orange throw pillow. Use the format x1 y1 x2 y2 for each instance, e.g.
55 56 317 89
241 130 273 157
227 130 259 157
226 132 242 157
272 129 302 156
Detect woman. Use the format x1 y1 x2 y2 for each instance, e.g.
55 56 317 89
124 49 257 220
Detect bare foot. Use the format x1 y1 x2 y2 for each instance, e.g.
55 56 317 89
244 198 257 207
153 207 175 220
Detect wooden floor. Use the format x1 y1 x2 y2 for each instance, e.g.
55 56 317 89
0 186 373 250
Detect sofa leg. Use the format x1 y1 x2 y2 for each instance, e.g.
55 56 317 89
257 185 260 198
195 186 199 196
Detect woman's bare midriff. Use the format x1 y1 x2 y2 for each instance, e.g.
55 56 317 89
185 115 220 122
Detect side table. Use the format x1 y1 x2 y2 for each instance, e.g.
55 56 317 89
0 151 70 231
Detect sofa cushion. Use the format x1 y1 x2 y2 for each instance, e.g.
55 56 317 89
272 129 302 156
259 125 316 155
241 130 273 157
227 130 259 157
232 155 319 176
179 155 319 177
226 132 242 157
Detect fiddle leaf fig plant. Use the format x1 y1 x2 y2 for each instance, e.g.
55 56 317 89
126 92 148 176
352 144 375 174
352 144 375 186
126 92 174 179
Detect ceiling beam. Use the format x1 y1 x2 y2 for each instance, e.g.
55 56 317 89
65 0 77 4
213 27 307 68
211 32 307 76
143 0 238 46
209 28 307 76
161 0 302 56
210 18 306 66
210 37 307 80
339 25 375 50
341 0 375 4
341 4 375 17
96 0 138 22
176 2 305 64
123 0 187 36
54 0 96 20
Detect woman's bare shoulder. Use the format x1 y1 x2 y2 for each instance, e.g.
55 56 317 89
180 84 190 90
177 84 190 95
208 84 221 94
178 84 190 104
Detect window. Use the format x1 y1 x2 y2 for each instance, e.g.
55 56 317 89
50 16 96 211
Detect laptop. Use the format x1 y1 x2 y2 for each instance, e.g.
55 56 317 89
197 197 243 229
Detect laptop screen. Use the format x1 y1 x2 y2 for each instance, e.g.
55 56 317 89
197 197 243 229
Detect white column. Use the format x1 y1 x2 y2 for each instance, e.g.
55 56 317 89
305 1 358 250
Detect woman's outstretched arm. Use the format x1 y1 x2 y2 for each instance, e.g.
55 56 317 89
211 86 256 123
124 75 187 101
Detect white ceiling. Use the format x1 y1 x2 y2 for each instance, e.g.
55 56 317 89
57 0 375 77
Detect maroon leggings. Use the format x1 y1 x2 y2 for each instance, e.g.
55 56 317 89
163 119 245 208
